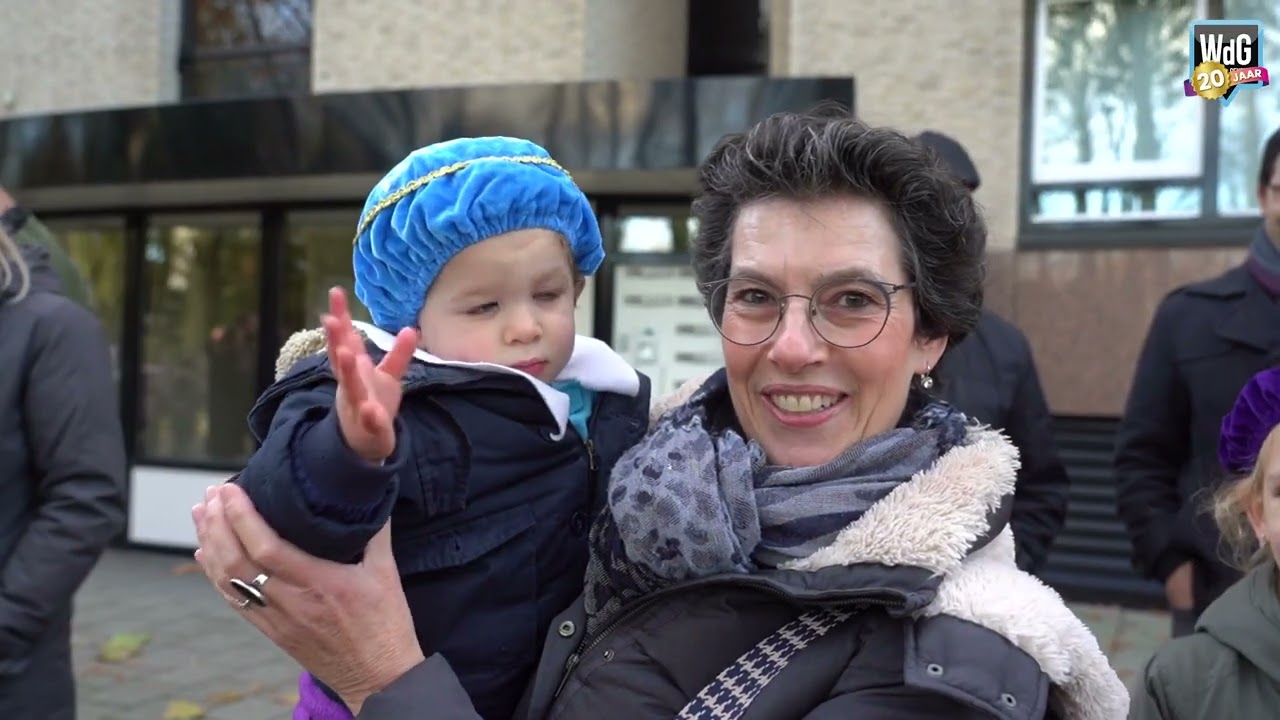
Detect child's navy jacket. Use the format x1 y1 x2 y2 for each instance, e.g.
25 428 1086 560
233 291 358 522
235 323 651 720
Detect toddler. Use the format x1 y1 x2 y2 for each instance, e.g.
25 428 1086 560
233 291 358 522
234 137 651 720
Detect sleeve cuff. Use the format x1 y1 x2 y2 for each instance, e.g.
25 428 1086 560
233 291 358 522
295 411 405 510
357 654 481 720
1152 549 1194 582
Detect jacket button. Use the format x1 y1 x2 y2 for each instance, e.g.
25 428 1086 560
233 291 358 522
569 512 588 535
558 621 576 638
1000 693 1017 707
926 663 944 677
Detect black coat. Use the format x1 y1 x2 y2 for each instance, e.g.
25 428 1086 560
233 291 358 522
1115 264 1280 613
0 245 127 719
933 309 1070 574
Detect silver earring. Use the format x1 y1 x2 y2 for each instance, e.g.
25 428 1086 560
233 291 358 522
919 364 934 390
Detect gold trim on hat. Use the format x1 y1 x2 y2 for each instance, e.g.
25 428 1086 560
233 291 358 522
352 155 571 246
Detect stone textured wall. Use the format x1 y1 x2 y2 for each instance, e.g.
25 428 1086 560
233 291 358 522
0 0 180 118
311 0 687 93
769 0 1024 254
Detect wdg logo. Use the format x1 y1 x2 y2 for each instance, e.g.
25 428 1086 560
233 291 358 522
1183 20 1271 106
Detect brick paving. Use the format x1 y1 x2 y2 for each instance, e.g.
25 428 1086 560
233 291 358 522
69 548 1172 719
73 549 298 720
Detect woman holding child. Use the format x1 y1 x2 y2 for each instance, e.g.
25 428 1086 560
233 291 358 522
193 109 1128 718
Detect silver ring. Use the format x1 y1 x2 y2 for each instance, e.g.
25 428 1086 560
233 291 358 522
228 573 269 608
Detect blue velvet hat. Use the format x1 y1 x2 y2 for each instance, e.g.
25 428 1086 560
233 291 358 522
352 136 603 333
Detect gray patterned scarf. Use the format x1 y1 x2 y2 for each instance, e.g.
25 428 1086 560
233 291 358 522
584 371 969 633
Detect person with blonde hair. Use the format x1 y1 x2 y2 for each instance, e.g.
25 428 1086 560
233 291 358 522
1131 365 1280 719
0 225 30 301
0 226 127 719
0 185 92 309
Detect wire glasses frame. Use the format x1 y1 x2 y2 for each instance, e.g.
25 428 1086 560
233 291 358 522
702 276 916 349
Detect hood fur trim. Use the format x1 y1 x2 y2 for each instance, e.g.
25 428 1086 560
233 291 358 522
649 373 708 426
648 373 1129 719
926 529 1129 719
274 326 369 382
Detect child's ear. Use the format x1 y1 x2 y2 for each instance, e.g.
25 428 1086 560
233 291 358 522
573 274 586 302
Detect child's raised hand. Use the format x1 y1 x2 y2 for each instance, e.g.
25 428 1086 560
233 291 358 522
323 287 418 463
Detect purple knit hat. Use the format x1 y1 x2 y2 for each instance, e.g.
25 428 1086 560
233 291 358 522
1219 366 1280 475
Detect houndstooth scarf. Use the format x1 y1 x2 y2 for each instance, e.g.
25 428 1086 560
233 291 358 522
584 371 969 633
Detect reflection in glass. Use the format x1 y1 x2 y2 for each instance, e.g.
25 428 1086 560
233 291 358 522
1034 184 1202 221
1217 0 1280 215
616 214 700 253
45 222 127 385
280 213 371 340
140 219 261 465
183 52 311 99
182 0 313 99
1033 0 1203 193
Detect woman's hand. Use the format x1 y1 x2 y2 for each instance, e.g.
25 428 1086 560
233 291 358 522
193 483 425 714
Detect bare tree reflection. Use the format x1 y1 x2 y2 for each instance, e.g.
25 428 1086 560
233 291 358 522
1037 0 1197 217
1218 0 1280 212
182 0 313 99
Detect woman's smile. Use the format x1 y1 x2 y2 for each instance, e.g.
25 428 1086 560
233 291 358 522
761 384 848 427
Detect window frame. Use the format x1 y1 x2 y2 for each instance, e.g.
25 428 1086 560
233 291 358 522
178 0 314 101
1020 0 1268 246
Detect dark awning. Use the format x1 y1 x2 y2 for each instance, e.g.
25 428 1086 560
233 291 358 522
0 76 854 210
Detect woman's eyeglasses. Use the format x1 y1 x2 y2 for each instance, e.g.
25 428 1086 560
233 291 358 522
702 276 914 349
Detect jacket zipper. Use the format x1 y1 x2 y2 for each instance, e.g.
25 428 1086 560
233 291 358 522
552 579 905 700
554 438 600 700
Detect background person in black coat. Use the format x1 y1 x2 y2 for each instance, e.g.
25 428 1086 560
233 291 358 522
914 131 1071 575
0 227 127 719
1115 126 1280 637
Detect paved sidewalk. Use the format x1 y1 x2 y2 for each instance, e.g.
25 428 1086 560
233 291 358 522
71 548 1171 719
74 550 298 720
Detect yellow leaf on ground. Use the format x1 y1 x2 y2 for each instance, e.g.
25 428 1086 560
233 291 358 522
96 632 151 663
170 562 202 575
163 699 205 720
207 689 245 704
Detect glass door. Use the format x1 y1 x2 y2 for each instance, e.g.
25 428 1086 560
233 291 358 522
138 214 262 467
281 209 369 339
41 217 128 387
607 205 720 396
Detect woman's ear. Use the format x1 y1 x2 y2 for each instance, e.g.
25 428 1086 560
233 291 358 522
917 334 949 373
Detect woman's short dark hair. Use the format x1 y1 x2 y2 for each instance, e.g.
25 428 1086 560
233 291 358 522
690 106 986 343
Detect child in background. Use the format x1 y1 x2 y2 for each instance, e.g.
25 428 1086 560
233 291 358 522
1130 365 1280 719
233 137 651 720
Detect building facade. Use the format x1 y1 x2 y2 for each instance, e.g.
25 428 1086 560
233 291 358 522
1 0 1277 603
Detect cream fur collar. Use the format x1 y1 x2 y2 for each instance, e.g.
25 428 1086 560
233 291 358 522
651 376 1129 720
